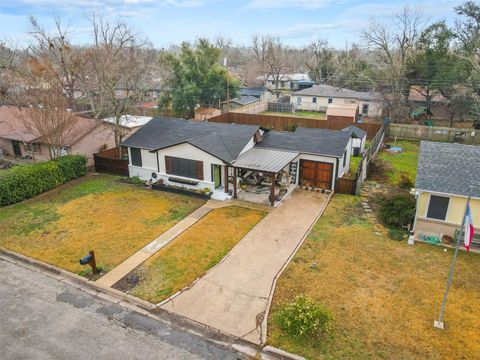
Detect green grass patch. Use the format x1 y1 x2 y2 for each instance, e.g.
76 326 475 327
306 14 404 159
261 111 326 120
129 206 266 303
0 174 204 275
267 194 480 359
378 140 419 186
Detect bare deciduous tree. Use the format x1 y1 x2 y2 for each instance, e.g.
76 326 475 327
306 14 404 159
303 39 335 84
251 34 291 97
28 16 82 110
78 16 152 152
18 90 76 160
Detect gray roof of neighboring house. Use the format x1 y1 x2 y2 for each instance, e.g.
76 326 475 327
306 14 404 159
258 128 351 157
233 148 299 173
121 117 259 163
238 86 271 97
231 95 260 106
341 125 366 139
293 84 383 102
415 141 480 198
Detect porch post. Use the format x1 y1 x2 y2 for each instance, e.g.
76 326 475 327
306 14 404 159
233 167 237 199
224 165 229 193
270 172 276 206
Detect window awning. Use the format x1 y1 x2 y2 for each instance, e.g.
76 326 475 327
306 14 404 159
233 148 299 173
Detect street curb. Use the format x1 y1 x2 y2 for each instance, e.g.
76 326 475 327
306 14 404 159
263 346 306 360
0 247 300 359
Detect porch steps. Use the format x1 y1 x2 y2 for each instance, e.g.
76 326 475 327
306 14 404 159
211 191 232 201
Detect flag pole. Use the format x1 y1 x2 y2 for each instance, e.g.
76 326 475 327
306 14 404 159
434 187 472 329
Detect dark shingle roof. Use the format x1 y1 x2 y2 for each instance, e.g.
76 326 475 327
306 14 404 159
258 128 351 157
231 95 259 106
415 141 480 198
341 125 366 139
121 117 259 163
293 84 383 101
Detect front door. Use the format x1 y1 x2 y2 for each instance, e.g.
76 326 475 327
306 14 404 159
213 164 222 188
12 141 22 157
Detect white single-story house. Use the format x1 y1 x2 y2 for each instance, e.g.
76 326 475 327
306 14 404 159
412 141 480 249
121 117 354 206
258 74 315 91
342 125 367 155
291 84 383 118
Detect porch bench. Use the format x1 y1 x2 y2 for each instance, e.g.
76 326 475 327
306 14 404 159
168 177 199 186
454 229 480 249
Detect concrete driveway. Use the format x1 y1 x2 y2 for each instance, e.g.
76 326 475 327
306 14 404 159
161 189 330 344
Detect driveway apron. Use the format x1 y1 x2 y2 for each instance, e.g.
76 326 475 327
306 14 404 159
161 190 330 344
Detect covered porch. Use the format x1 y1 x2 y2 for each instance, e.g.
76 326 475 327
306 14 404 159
229 148 299 207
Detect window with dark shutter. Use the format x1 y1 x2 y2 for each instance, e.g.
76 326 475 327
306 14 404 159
196 161 204 180
167 156 203 180
426 195 450 220
165 156 172 174
130 148 142 167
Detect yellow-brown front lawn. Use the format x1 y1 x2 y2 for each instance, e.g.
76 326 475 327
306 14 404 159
0 174 204 275
268 195 480 360
129 206 266 303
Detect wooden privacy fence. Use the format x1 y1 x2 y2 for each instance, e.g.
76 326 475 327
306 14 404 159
388 123 480 144
209 112 382 139
93 147 129 176
335 177 357 195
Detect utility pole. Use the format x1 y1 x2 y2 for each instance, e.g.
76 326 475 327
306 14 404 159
224 57 230 113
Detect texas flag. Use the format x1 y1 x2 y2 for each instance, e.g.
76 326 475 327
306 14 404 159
464 204 475 251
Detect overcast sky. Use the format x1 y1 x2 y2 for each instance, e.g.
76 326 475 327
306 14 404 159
0 0 463 49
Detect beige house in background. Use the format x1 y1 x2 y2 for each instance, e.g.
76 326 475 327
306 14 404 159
194 107 221 121
413 141 480 249
0 105 116 166
291 84 383 118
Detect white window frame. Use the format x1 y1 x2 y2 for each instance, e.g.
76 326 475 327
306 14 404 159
425 193 451 221
296 97 302 105
362 103 369 115
25 142 40 153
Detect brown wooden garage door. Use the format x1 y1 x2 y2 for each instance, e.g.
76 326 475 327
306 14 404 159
299 160 334 189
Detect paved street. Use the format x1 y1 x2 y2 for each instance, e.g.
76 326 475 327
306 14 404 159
0 258 244 360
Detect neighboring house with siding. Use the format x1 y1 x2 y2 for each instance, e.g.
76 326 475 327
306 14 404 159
259 74 315 91
121 117 353 205
0 105 115 165
412 141 480 249
291 84 383 118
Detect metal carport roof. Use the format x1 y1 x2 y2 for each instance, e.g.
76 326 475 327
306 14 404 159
233 148 299 173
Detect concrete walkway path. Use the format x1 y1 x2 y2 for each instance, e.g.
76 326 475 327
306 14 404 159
161 190 330 345
96 200 228 287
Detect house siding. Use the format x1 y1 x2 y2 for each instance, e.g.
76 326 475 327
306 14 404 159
291 95 382 117
414 192 480 237
127 142 226 191
70 124 116 166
